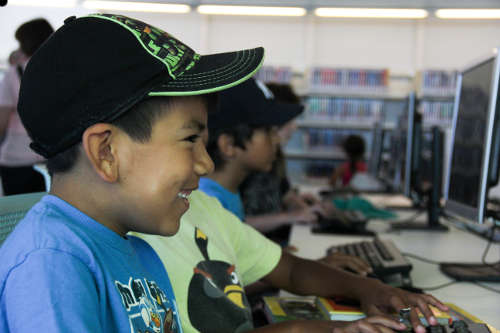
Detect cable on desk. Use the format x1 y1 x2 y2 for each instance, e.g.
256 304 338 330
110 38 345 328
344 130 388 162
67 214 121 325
404 225 500 270
404 250 500 293
412 280 500 293
481 224 500 273
414 280 460 291
473 282 500 294
402 252 441 265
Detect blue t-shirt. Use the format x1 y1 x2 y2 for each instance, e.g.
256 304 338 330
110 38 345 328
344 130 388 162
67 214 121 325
198 177 245 221
0 195 183 333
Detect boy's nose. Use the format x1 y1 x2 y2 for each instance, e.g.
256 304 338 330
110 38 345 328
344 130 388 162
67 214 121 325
195 144 215 176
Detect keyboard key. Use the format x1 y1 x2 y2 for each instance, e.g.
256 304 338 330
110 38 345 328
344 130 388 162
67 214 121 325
326 239 412 278
374 238 394 260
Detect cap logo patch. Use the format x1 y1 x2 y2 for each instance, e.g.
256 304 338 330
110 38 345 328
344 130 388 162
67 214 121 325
90 13 199 79
255 79 274 100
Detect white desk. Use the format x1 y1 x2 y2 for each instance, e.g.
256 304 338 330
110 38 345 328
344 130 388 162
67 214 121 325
288 212 500 328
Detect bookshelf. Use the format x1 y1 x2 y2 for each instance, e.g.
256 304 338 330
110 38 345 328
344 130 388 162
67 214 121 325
253 66 456 186
416 70 457 128
254 65 293 84
282 67 411 186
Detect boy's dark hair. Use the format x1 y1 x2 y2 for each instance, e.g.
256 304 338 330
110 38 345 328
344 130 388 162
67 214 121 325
342 134 366 176
206 124 270 170
47 94 217 176
266 83 301 105
15 18 54 57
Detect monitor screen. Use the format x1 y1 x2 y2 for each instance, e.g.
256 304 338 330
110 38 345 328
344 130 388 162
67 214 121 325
379 124 404 191
445 56 500 224
379 93 415 194
368 122 384 177
420 129 437 187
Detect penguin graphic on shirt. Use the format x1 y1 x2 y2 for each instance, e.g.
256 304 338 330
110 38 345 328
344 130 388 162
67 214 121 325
187 228 253 333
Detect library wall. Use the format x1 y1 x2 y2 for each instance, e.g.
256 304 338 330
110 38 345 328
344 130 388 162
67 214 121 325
312 19 417 75
421 19 500 69
2 7 500 74
205 15 308 69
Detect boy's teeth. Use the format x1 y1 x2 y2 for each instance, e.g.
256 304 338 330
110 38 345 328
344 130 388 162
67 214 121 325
178 192 188 199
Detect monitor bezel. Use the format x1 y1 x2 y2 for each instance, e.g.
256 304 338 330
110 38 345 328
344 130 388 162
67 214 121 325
444 51 500 224
403 92 416 198
368 122 384 177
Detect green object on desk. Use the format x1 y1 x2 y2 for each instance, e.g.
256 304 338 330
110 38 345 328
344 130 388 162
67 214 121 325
332 197 397 220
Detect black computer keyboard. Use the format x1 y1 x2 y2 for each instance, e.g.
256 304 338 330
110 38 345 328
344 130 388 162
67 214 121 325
326 237 412 277
403 321 492 333
312 210 376 236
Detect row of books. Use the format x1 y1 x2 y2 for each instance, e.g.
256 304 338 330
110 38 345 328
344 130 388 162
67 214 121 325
419 70 458 96
304 97 384 122
290 128 371 151
254 66 293 83
284 159 336 185
420 100 454 125
304 161 336 178
263 296 491 327
309 68 389 88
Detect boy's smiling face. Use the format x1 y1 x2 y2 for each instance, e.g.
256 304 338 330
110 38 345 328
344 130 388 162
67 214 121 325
115 97 214 236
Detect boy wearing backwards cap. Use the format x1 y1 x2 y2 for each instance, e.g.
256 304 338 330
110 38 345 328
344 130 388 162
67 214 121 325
136 78 448 333
0 13 263 332
200 78 323 229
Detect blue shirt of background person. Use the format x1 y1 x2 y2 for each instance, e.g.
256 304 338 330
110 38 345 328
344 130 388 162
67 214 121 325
199 177 245 221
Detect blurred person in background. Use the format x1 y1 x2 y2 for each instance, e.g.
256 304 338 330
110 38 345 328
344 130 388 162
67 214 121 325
329 134 367 187
0 18 53 195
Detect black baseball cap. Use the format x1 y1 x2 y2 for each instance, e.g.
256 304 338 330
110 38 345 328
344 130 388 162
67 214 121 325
208 77 303 131
18 13 264 158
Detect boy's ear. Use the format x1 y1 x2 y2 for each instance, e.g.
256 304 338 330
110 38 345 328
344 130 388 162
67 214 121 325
81 123 119 183
217 133 237 159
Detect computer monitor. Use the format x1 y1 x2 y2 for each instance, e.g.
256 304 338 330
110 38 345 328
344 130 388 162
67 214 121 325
402 92 421 200
378 93 415 193
441 51 500 282
383 128 404 192
391 122 448 231
444 55 500 225
368 122 384 178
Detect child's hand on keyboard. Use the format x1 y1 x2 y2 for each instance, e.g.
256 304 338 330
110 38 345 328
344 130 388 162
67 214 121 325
318 252 373 276
330 315 406 333
356 279 449 333
260 315 405 333
288 207 320 225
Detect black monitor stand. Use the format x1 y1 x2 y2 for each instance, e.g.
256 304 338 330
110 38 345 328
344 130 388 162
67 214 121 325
390 187 448 231
391 126 448 232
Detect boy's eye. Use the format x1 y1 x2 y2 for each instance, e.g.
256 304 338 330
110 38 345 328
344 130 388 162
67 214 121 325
184 134 200 143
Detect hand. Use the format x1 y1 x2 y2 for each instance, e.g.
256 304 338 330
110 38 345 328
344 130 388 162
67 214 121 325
300 192 321 205
357 280 449 333
283 245 299 253
318 252 373 276
289 207 319 225
258 316 404 333
331 316 406 333
316 200 341 218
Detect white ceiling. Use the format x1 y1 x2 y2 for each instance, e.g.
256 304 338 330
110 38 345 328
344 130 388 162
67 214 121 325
137 0 500 9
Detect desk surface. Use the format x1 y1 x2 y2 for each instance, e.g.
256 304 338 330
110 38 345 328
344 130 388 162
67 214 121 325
288 211 500 328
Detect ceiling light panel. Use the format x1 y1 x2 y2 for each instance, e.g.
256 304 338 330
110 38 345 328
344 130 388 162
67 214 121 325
9 0 77 7
197 5 306 16
83 1 191 13
435 9 500 19
315 7 428 19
